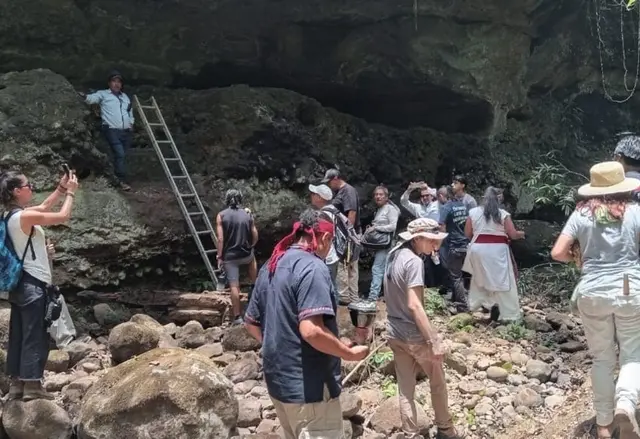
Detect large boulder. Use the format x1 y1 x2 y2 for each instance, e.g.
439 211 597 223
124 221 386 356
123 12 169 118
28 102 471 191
77 348 238 439
2 400 73 439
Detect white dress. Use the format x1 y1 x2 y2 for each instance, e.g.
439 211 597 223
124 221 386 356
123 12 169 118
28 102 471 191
462 207 521 321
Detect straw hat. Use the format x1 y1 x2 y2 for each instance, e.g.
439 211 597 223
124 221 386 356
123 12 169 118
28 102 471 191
577 161 640 197
398 218 448 241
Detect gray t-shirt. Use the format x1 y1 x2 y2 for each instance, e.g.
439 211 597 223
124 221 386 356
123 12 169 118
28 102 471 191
384 247 425 343
561 204 640 296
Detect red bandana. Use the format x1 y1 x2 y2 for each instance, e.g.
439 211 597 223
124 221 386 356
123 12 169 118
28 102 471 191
268 219 334 275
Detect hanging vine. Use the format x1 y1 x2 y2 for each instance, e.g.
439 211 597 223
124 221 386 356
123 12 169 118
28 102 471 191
593 0 640 103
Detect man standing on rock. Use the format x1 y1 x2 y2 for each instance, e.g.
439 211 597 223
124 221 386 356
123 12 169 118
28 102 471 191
244 209 368 438
308 184 340 294
80 71 134 191
216 189 258 325
322 168 361 305
384 218 462 439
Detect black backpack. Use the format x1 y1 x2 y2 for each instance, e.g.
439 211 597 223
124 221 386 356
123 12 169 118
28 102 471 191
321 205 362 264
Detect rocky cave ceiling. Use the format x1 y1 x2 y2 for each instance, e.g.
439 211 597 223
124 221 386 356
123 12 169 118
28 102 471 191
0 0 613 135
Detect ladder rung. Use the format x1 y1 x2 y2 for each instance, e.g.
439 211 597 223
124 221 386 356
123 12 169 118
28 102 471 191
205 249 217 254
148 123 163 126
180 193 196 198
172 175 187 179
157 140 171 143
188 212 204 216
139 105 155 110
196 230 212 235
164 158 180 162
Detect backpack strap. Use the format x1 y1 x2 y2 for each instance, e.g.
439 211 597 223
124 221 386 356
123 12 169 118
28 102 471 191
4 209 36 263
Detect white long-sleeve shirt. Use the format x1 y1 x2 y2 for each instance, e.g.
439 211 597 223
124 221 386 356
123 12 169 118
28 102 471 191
400 189 440 221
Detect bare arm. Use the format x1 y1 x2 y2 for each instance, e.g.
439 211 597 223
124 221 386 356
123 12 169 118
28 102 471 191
251 222 258 247
406 286 439 342
244 322 262 343
464 217 473 239
19 193 75 233
551 234 575 263
347 210 356 226
504 217 525 240
216 214 224 259
299 316 358 361
26 186 67 213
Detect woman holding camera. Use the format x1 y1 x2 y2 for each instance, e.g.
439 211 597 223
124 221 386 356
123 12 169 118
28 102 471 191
0 169 78 401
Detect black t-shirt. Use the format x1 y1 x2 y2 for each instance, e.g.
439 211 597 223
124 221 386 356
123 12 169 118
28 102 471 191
332 183 360 231
220 207 253 260
245 247 341 404
439 199 470 249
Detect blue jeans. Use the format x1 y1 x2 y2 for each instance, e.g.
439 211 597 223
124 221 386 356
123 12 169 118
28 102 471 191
368 249 389 301
103 127 133 182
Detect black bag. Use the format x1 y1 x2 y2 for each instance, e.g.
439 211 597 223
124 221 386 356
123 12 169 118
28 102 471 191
320 205 362 263
44 284 63 328
361 229 393 250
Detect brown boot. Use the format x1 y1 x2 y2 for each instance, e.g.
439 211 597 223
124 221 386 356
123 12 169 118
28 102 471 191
5 378 23 401
22 381 54 401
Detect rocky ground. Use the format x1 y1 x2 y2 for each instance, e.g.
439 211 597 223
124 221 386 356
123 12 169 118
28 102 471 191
0 284 601 439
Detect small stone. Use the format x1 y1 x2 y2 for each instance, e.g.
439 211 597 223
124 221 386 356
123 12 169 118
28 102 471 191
458 381 485 395
234 380 259 394
195 343 224 358
514 388 543 408
507 374 527 386
525 359 553 383
475 358 491 371
212 352 236 367
255 419 279 433
237 399 262 427
80 360 101 374
524 315 553 333
464 395 481 409
224 359 260 383
340 392 362 418
44 374 72 392
486 366 509 383
544 394 565 409
63 341 93 367
558 341 585 353
45 350 70 373
445 352 469 376
163 322 178 336
475 403 493 416
250 386 269 398
510 352 530 366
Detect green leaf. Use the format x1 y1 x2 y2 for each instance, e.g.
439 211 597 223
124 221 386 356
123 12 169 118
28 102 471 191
628 0 636 9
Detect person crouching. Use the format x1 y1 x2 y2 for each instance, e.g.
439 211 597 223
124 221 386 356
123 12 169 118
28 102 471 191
244 209 369 439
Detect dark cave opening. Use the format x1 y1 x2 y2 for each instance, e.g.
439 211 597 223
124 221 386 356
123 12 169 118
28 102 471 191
168 62 495 134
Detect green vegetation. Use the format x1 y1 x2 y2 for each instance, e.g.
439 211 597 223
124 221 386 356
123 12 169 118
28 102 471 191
423 287 447 316
381 376 398 398
496 322 531 342
369 351 393 368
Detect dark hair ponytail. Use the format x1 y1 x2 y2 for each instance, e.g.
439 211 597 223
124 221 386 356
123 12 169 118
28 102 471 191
0 171 23 206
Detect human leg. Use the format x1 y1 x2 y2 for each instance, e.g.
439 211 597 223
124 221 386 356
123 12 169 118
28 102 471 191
117 129 133 185
223 260 242 323
19 295 53 401
103 129 126 183
271 392 343 439
337 263 351 305
388 339 421 438
446 249 468 311
612 301 640 438
348 260 359 303
368 249 388 301
577 296 616 428
6 303 24 399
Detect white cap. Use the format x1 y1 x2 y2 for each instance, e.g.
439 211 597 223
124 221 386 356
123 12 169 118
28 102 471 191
308 184 333 201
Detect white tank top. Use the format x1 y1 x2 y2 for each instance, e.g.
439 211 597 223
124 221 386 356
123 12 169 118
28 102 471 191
5 211 52 284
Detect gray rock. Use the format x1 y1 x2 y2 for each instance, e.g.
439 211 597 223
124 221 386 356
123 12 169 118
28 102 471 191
544 394 565 409
195 343 224 358
523 315 553 333
445 352 469 376
45 350 70 373
343 420 354 439
63 342 94 368
340 393 362 418
2 399 73 439
222 325 262 352
514 388 542 408
558 341 586 353
486 366 509 383
108 322 160 364
223 359 261 383
458 381 486 395
237 400 262 428
176 320 206 349
525 359 553 383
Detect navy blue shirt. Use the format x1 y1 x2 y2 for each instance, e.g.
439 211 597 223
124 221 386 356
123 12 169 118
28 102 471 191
244 246 341 404
439 199 470 249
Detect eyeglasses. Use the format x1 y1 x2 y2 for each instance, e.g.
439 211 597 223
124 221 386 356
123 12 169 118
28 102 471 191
19 183 34 191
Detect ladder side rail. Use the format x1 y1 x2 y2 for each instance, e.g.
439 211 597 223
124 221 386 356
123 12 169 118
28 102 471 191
150 97 219 248
134 96 218 283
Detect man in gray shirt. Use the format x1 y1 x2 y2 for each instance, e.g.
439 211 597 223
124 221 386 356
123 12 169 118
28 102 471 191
384 218 461 439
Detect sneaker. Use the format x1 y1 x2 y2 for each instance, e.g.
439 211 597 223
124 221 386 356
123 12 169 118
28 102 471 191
490 305 501 322
118 182 132 192
231 316 243 326
614 407 640 439
5 379 23 401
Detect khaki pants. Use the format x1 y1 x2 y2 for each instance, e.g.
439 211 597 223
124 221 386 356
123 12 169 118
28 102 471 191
337 260 359 304
271 388 343 439
389 338 453 437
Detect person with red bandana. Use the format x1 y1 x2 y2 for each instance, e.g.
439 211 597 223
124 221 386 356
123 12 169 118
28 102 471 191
244 209 369 438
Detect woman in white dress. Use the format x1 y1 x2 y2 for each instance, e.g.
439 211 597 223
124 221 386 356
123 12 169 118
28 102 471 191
463 187 525 322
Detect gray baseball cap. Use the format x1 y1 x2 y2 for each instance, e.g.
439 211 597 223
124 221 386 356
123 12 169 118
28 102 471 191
614 135 640 161
320 168 341 184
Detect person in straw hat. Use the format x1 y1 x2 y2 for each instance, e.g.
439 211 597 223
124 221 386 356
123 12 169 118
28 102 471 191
384 218 462 439
551 161 640 439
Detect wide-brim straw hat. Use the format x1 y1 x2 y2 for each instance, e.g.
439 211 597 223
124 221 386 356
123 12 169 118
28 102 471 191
398 218 448 241
578 161 640 197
